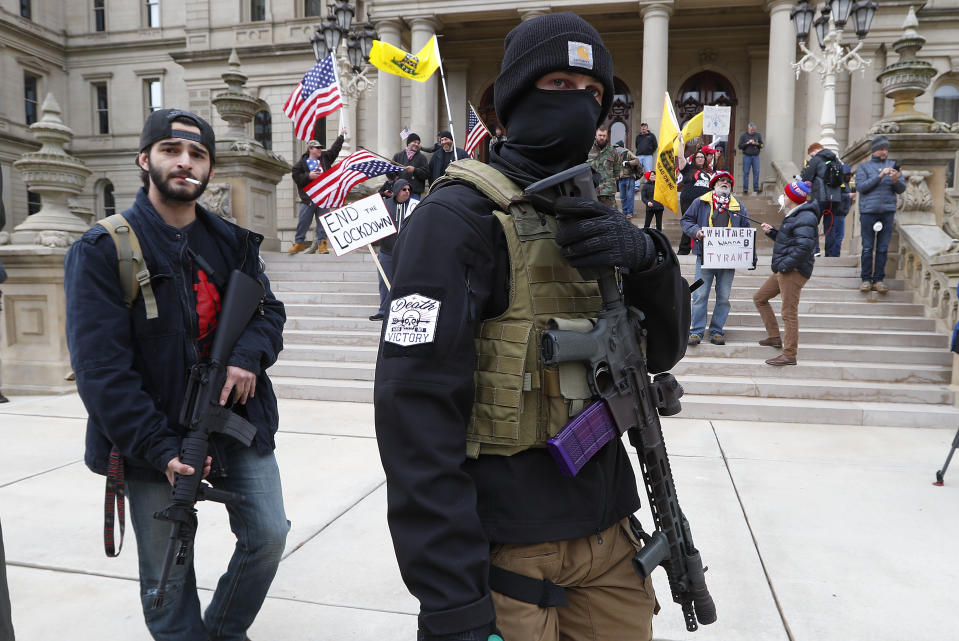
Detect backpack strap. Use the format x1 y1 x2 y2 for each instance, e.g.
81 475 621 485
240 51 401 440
97 213 158 320
432 159 522 211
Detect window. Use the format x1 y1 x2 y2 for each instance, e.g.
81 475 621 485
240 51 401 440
146 0 160 28
93 83 109 134
305 0 323 16
20 0 31 19
254 110 272 150
933 84 959 124
97 180 116 218
24 72 39 125
94 0 106 31
27 190 41 215
144 79 162 117
251 0 266 21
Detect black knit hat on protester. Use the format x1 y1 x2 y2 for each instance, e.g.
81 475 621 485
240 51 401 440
139 108 216 164
406 133 421 145
494 12 614 128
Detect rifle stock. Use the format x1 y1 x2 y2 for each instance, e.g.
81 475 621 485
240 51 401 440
151 269 264 609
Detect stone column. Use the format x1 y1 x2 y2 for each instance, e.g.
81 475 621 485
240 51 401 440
764 0 797 185
445 59 469 152
640 2 672 138
410 17 439 141
804 65 824 147
210 50 291 250
846 44 876 145
376 18 404 156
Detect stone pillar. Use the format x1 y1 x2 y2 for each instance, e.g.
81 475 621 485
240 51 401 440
410 17 439 142
804 65 824 149
445 59 469 151
375 18 404 157
764 0 797 185
12 94 92 246
847 45 876 145
640 2 671 138
210 50 291 251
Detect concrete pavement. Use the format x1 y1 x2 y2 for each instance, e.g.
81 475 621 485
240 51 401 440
1 393 957 640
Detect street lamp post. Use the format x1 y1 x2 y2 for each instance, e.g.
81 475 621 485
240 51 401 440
790 0 878 152
309 2 378 156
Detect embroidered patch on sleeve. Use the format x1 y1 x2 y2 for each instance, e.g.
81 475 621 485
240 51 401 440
568 41 593 70
385 293 441 347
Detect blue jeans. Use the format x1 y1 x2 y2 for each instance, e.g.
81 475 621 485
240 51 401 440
618 178 636 216
377 250 394 315
127 441 289 641
824 213 846 257
637 155 654 173
742 155 760 191
690 256 735 338
859 211 895 282
295 202 328 243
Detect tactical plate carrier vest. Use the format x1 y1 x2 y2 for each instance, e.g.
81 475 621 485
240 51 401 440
432 160 602 458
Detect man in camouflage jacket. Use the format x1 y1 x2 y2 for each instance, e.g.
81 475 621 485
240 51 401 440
588 126 619 207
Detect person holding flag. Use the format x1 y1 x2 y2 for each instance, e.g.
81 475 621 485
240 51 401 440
289 130 345 254
374 12 687 641
283 53 343 142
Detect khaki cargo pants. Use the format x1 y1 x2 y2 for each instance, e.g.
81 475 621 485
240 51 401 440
490 517 658 641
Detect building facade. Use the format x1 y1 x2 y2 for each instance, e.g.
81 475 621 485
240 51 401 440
2 0 959 240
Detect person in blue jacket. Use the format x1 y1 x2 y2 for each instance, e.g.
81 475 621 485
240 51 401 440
64 109 289 641
681 170 752 346
855 135 905 293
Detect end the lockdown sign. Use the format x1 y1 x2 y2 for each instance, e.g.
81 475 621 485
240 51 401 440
319 193 396 256
702 227 755 269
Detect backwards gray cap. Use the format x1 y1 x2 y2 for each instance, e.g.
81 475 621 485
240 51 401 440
139 109 216 163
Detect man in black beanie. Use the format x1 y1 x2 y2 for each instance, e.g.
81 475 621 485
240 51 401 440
375 12 688 641
391 133 430 198
428 129 469 182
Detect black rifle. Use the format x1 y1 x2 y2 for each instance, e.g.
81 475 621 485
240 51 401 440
525 164 717 632
151 268 265 608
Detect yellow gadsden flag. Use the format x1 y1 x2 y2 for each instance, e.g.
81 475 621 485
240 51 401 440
369 35 441 82
654 93 682 215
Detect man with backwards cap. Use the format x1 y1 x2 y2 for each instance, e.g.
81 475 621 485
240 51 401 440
374 13 690 641
64 109 289 640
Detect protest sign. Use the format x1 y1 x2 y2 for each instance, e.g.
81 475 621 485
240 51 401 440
702 226 755 269
319 193 396 256
703 105 731 136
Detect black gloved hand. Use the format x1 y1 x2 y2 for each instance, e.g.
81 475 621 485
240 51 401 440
554 196 655 273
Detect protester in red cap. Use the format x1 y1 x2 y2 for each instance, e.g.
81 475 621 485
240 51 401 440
680 170 752 345
640 170 664 230
753 180 820 365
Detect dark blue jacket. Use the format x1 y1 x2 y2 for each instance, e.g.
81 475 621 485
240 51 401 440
680 192 751 257
767 200 821 279
65 189 286 480
855 154 905 214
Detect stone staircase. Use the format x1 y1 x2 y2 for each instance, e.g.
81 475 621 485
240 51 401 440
264 192 959 427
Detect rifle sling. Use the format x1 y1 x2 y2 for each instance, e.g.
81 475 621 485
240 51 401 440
103 447 125 557
488 565 569 608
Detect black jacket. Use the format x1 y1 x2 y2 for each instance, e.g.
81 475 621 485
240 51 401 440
391 149 430 196
737 131 764 156
641 180 663 213
801 149 842 205
291 135 345 204
373 170 687 636
634 131 658 156
379 178 410 255
65 189 286 480
428 146 470 182
766 200 821 279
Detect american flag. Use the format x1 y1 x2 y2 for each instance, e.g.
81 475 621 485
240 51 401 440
305 149 407 209
283 54 343 141
464 103 491 156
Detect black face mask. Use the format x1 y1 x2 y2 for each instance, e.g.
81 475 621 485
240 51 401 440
491 88 601 187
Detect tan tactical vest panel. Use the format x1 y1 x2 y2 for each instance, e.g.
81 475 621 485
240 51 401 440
435 160 602 458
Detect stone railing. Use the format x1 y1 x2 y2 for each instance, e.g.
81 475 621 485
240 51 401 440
896 223 959 332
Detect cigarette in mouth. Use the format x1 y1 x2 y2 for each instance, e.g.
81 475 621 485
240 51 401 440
184 177 201 185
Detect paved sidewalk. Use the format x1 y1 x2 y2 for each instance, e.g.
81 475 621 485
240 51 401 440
1 393 957 640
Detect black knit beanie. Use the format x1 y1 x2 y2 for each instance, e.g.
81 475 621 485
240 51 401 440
494 12 614 128
406 133 421 145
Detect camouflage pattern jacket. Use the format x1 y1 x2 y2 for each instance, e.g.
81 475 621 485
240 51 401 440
588 141 619 197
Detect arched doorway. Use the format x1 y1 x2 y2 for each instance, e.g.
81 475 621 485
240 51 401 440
676 71 738 170
603 77 633 150
477 85 499 164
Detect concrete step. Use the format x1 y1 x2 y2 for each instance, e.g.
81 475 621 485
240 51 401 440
283 329 380 346
684 274 905 290
676 394 959 428
269 360 375 381
263 251 377 266
718 312 936 332
672 356 950 385
266 270 379 283
275 291 381 305
678 342 953 367
286 315 386 331
272 280 379 293
283 303 379 317
697 327 947 348
270 376 374 403
679 374 953 405
722 286 914 303
705 299 926 316
281 344 378 363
